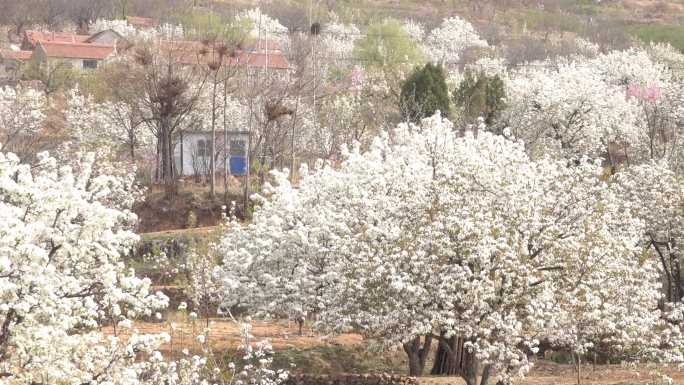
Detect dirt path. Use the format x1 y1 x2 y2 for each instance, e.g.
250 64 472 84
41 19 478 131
104 319 684 384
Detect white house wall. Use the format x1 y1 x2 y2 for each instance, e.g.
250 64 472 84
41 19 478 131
174 132 215 176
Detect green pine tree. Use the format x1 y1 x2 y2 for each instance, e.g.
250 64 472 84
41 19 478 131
399 63 451 122
453 71 506 126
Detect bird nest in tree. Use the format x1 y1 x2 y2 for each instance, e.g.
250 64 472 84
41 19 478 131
134 47 153 66
265 101 294 121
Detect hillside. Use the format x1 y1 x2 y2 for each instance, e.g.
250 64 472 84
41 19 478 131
217 0 684 51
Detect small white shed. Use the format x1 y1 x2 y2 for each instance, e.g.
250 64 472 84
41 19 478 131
174 130 249 177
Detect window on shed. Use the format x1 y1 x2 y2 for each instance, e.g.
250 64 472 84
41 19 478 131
82 59 98 69
197 139 206 157
197 139 213 157
230 140 246 157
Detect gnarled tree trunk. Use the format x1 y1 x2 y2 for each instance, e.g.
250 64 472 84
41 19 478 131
431 335 497 385
402 335 432 376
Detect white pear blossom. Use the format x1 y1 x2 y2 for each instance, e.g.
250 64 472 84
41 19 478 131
0 149 169 384
321 20 360 63
217 112 681 384
425 16 488 65
0 86 46 156
504 61 641 159
236 8 289 49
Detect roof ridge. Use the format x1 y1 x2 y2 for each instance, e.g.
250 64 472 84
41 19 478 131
39 40 115 48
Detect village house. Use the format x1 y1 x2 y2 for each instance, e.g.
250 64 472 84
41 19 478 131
30 41 117 70
241 39 289 70
22 28 126 48
161 39 290 72
17 28 127 72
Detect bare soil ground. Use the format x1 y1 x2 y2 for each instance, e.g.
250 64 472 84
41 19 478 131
105 318 684 384
104 318 362 353
135 181 246 233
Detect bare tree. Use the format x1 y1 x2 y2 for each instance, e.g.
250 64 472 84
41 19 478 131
198 41 239 198
107 43 210 197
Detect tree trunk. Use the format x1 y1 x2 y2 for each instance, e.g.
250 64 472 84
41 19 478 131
296 317 304 336
180 130 184 177
210 77 217 198
160 122 176 198
431 335 482 385
161 128 170 180
431 335 461 375
155 136 161 182
223 77 228 202
129 128 136 161
402 335 432 377
479 365 491 385
574 352 581 385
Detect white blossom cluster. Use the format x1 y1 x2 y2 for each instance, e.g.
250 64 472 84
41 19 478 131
0 148 170 383
402 19 425 44
90 18 184 41
505 61 641 159
64 87 155 159
424 16 488 65
0 144 290 384
320 19 361 63
235 8 289 48
90 18 141 38
503 44 684 163
0 87 46 154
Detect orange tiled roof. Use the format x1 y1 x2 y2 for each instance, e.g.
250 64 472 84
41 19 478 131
160 40 289 70
38 41 115 60
238 51 289 70
127 16 159 28
0 49 32 61
24 30 90 46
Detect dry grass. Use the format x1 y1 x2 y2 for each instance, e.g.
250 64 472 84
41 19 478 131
141 225 220 239
103 318 362 355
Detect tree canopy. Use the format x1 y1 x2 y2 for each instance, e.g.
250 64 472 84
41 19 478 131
399 63 450 122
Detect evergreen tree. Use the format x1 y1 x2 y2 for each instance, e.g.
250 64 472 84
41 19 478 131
399 63 451 122
453 70 506 126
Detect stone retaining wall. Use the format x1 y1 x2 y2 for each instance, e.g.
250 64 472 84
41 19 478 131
284 374 418 385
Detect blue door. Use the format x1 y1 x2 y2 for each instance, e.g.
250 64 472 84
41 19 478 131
230 156 247 175
229 139 247 176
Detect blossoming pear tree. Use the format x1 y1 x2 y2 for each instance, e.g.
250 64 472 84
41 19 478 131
235 8 289 49
504 61 641 160
65 88 158 163
590 47 684 165
217 113 679 384
0 148 170 383
425 17 488 66
0 86 47 159
611 162 684 306
0 146 289 385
